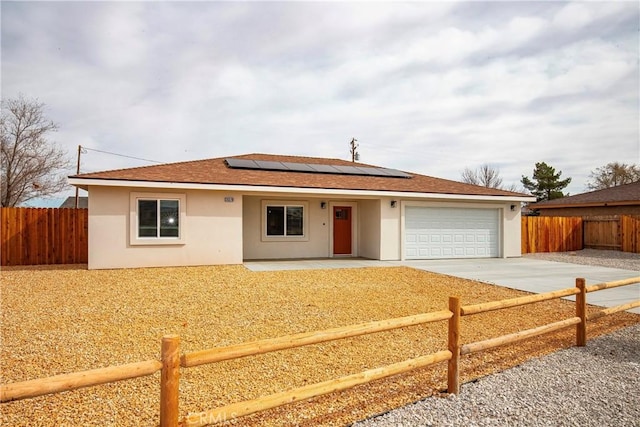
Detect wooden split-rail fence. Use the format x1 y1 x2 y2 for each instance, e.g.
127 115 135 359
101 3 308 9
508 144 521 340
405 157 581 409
1 277 639 426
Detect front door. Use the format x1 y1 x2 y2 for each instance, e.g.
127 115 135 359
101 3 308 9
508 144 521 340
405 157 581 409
333 206 352 255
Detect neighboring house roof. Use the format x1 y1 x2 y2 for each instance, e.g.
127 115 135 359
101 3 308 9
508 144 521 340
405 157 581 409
69 153 531 199
529 181 640 209
59 196 88 208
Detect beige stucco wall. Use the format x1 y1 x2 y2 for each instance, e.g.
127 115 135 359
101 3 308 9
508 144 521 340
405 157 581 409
86 186 525 268
502 202 522 258
242 196 331 259
87 186 243 269
358 199 381 259
380 197 401 260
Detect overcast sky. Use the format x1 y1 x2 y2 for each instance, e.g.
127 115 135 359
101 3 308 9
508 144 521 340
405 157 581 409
2 1 639 204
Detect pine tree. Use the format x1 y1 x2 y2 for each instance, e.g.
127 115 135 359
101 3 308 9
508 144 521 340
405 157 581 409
521 162 571 202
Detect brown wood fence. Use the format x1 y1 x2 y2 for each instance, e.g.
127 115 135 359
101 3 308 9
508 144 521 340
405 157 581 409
522 215 640 254
584 218 619 250
620 215 640 253
1 277 638 426
521 216 583 253
0 207 88 266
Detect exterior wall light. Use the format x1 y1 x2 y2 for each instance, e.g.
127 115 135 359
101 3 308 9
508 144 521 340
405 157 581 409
510 204 516 211
321 202 327 209
391 200 397 208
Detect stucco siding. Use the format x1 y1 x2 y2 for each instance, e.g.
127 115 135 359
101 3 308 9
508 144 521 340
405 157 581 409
87 186 243 269
86 186 525 268
358 199 381 259
242 196 330 259
502 202 522 257
380 198 401 260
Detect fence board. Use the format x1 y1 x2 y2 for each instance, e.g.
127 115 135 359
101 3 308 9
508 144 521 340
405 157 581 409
584 218 620 250
0 208 88 266
621 215 640 253
521 216 583 253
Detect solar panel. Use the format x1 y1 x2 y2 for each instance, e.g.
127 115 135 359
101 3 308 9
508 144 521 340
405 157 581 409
308 164 342 173
385 169 412 178
254 160 288 171
224 158 411 178
353 166 383 176
225 158 259 169
281 162 315 172
370 167 394 176
332 165 362 175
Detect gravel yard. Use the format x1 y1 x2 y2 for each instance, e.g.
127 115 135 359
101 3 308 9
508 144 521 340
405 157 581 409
355 323 640 427
1 264 638 426
525 248 640 271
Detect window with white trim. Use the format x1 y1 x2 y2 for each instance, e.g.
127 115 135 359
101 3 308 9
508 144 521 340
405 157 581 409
138 199 180 238
260 199 311 242
130 192 186 245
266 205 304 237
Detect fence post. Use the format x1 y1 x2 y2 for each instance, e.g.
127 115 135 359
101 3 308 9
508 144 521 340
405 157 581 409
160 335 180 427
447 296 461 394
576 278 587 346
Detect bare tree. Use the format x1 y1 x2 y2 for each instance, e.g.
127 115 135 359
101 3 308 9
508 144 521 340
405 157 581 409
1 96 70 207
461 164 505 188
586 162 640 190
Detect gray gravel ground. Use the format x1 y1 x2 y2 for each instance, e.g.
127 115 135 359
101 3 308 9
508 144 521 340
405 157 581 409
525 248 640 272
354 323 640 427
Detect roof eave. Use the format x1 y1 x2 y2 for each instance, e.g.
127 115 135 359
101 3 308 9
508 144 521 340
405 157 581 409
68 177 535 202
532 200 640 209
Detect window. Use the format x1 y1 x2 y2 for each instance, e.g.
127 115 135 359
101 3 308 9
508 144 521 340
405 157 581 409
266 205 304 236
138 199 180 238
261 200 308 241
130 192 186 245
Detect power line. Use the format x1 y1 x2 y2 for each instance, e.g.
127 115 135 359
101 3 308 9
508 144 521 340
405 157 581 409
81 146 163 164
73 146 163 208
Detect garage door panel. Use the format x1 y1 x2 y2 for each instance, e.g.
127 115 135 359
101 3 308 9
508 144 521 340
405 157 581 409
405 207 499 260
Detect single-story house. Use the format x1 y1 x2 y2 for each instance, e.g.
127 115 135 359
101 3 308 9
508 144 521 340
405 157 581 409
68 153 534 269
529 181 640 217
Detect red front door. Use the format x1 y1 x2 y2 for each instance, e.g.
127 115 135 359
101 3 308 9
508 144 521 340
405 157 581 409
333 206 352 255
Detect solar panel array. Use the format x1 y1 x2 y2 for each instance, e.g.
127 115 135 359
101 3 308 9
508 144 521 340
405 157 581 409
224 158 412 179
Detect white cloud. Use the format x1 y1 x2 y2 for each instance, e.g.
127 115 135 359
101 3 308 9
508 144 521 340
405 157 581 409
2 1 638 198
553 3 595 31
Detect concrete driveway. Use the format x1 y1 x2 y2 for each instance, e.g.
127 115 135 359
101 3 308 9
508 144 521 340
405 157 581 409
245 257 640 314
397 258 639 314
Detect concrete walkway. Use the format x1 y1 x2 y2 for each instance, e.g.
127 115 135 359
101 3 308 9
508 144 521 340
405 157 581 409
244 257 640 314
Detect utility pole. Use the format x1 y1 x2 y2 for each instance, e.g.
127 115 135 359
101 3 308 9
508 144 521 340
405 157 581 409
349 138 359 162
75 145 82 208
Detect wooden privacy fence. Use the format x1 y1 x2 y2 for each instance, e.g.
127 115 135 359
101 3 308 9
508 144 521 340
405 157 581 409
522 215 640 254
1 277 638 426
583 218 620 250
583 216 640 252
521 216 583 253
0 207 88 266
619 215 640 253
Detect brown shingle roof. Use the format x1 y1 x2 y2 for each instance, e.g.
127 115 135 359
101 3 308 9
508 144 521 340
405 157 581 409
530 181 640 209
70 153 528 198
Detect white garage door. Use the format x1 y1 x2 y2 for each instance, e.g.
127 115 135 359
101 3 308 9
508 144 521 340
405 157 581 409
405 207 499 259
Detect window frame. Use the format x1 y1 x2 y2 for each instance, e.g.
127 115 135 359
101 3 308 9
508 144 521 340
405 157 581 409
261 200 309 242
130 192 186 246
